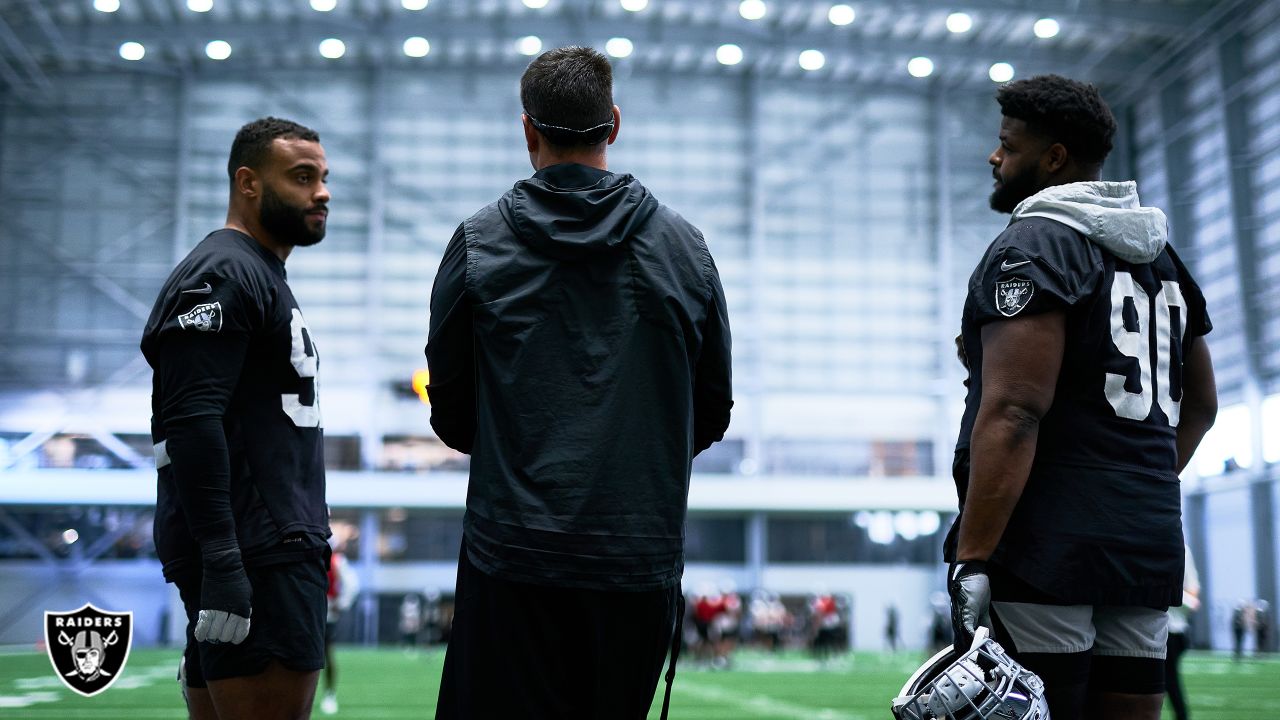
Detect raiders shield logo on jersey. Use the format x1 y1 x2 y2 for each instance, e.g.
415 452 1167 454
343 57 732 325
995 278 1034 317
178 301 223 332
44 604 133 697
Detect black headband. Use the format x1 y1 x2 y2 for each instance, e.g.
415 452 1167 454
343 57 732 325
526 113 614 146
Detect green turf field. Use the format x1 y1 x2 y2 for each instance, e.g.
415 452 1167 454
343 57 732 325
0 646 1276 719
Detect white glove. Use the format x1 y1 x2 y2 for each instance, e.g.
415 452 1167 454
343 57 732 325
194 608 251 645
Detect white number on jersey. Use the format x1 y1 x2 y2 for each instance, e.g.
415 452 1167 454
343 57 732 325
283 308 322 428
1104 271 1185 426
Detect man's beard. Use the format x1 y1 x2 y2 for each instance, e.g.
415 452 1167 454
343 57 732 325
988 165 1043 214
260 183 325 247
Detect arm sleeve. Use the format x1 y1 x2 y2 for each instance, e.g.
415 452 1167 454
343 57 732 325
426 225 477 454
153 275 255 550
970 219 1102 325
693 250 733 456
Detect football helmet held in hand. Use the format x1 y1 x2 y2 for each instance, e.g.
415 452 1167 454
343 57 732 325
891 627 1049 720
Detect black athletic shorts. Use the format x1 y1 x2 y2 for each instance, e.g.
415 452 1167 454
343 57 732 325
176 557 327 687
436 541 679 720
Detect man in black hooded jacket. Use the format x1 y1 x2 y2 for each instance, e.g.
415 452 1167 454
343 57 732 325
426 46 733 719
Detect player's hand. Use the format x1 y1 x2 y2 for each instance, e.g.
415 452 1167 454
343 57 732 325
196 542 252 645
948 560 990 653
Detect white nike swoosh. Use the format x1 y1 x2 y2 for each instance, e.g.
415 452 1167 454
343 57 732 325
182 282 212 295
1000 260 1031 271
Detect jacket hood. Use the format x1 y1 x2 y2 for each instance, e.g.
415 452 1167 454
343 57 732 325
1010 181 1168 264
499 163 659 260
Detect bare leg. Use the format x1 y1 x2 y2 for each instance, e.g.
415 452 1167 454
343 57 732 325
180 655 219 720
207 661 321 720
183 685 220 720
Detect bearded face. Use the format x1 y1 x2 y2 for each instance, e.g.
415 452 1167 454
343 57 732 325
988 158 1045 214
260 180 326 247
988 116 1053 215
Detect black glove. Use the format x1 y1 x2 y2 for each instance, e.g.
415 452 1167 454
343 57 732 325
195 539 252 644
948 559 990 654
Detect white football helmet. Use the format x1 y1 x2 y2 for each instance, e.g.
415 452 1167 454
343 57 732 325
891 627 1049 720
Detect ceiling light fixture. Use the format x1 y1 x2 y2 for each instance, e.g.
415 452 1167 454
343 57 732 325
119 41 145 60
828 4 855 26
945 12 972 33
716 43 743 66
907 56 934 78
798 49 825 71
739 0 766 21
517 35 543 56
403 36 430 57
989 62 1014 82
1033 18 1060 39
319 38 346 58
605 37 633 58
205 40 231 60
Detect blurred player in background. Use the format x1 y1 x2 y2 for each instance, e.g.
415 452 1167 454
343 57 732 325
426 46 732 720
946 75 1217 720
399 594 422 655
142 117 332 720
319 548 359 715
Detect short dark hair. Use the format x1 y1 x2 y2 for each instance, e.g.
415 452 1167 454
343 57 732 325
227 117 320 182
996 74 1116 166
519 46 614 148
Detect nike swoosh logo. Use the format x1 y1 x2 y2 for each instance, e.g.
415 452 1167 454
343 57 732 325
182 282 212 295
1000 260 1031 271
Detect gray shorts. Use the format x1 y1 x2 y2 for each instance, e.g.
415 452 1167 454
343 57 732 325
991 602 1169 659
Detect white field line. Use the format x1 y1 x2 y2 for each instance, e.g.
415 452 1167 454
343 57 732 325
2 662 175 708
674 681 868 720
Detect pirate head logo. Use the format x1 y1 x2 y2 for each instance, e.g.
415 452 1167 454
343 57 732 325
44 604 132 697
178 301 223 332
994 278 1034 317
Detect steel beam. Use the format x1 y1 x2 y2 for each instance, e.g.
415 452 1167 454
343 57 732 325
1215 35 1268 471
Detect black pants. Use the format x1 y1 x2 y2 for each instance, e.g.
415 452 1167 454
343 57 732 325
435 542 678 720
1166 632 1189 720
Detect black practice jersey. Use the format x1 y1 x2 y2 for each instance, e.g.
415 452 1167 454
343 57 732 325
142 229 328 580
948 217 1211 606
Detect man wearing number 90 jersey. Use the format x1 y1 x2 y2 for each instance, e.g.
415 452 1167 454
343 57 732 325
945 76 1218 720
141 117 331 720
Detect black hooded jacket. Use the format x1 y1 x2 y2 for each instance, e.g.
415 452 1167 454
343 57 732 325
426 163 733 591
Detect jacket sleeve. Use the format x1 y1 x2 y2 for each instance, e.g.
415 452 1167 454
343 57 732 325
693 252 733 456
426 225 477 454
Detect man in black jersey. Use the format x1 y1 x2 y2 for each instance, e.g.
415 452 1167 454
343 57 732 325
427 47 732 719
946 76 1218 720
142 117 331 720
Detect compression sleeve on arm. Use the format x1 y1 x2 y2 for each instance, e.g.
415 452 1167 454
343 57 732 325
153 275 254 549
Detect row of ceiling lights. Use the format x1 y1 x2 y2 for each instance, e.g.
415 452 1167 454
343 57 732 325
91 0 1063 40
98 0 1047 82
114 35 1020 81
